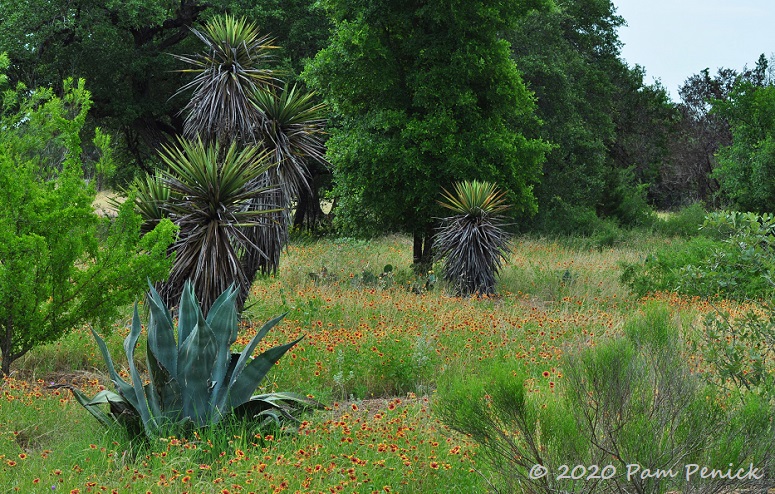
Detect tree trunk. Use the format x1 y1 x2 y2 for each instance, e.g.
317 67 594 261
293 183 325 230
293 170 331 231
1 316 12 377
412 224 435 272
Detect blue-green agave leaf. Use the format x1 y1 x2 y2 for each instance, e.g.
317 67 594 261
146 340 182 413
89 325 139 413
254 408 285 428
71 388 121 428
146 285 182 414
214 313 286 410
178 310 219 426
146 282 177 379
86 389 126 406
235 392 323 423
226 335 304 409
252 391 323 408
206 284 239 350
177 281 199 347
125 304 157 435
206 284 240 407
206 283 239 345
144 380 163 420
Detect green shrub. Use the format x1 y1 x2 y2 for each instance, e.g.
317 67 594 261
681 211 775 299
620 236 722 297
622 210 775 300
589 216 625 249
0 75 175 377
652 202 708 237
436 303 773 493
697 302 775 399
602 167 655 228
60 282 321 440
530 198 603 236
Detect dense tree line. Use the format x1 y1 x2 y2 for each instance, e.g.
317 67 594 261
2 0 773 247
0 0 329 178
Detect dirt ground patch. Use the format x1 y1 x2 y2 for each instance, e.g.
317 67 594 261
92 190 124 216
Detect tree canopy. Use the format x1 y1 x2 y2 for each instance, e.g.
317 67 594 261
509 0 674 232
304 0 550 264
0 0 329 179
3 0 774 245
713 64 775 213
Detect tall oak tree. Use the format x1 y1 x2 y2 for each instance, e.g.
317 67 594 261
305 0 549 265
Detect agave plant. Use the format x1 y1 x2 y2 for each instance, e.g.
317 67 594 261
173 14 278 144
434 180 511 296
59 281 320 439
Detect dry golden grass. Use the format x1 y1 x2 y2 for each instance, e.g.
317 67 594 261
91 190 123 216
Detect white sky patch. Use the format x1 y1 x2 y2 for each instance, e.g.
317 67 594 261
613 0 775 100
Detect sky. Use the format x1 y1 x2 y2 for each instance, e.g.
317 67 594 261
613 0 775 100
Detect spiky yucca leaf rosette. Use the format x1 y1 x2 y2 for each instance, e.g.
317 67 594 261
172 15 328 278
434 180 511 296
173 14 278 144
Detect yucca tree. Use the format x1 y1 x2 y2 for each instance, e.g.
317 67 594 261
128 174 171 235
246 84 328 275
175 15 328 276
173 14 278 144
252 84 327 202
434 180 512 297
155 137 279 314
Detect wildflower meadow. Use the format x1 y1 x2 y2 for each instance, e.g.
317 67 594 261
4 232 761 493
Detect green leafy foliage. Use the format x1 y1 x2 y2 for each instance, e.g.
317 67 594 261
0 0 191 175
651 202 708 237
510 1 668 232
0 1 330 181
436 303 773 493
622 211 775 300
620 236 722 297
597 166 656 228
698 305 775 397
62 282 321 439
713 81 775 213
0 75 175 376
304 0 549 262
434 181 511 296
680 211 775 299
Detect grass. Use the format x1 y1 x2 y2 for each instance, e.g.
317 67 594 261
0 232 724 492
